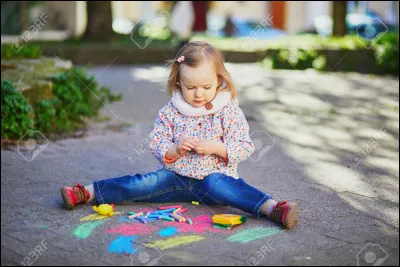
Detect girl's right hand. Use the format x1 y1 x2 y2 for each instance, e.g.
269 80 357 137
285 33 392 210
176 137 199 156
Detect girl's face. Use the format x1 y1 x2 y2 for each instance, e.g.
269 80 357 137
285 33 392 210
179 59 219 108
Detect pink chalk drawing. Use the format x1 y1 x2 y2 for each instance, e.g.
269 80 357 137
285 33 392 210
163 215 229 234
106 223 160 236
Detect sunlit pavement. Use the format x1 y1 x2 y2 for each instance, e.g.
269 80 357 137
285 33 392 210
2 63 398 266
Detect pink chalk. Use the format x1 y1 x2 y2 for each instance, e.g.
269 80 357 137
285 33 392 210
180 208 188 213
106 224 159 235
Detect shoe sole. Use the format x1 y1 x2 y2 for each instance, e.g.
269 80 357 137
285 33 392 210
284 202 299 229
60 187 74 210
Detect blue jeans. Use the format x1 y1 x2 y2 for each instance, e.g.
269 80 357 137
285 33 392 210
93 169 272 218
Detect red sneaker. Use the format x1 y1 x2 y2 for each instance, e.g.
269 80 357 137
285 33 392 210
270 200 299 229
60 183 90 210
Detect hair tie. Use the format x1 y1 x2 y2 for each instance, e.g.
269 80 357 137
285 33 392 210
176 56 185 63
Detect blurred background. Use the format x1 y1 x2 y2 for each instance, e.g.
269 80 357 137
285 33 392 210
1 1 399 39
0 1 399 141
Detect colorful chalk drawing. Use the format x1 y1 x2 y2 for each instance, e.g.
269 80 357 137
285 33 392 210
227 227 284 244
80 212 121 222
73 221 104 239
158 227 178 237
108 236 138 255
162 215 229 234
144 235 205 250
106 223 160 236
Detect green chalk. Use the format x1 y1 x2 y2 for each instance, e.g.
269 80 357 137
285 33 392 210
161 216 174 221
127 212 135 215
213 223 230 230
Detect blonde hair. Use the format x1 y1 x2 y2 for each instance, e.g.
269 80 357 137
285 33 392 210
166 41 237 99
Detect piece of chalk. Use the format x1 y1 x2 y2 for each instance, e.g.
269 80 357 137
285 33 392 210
178 215 187 222
172 213 186 222
180 208 188 213
187 218 193 225
127 212 135 215
192 201 199 205
137 217 147 224
145 212 150 218
155 208 177 213
170 213 184 222
213 224 229 230
128 212 143 219
161 216 174 221
173 208 182 214
158 205 182 210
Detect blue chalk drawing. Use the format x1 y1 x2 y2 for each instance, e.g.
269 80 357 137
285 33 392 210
159 227 178 237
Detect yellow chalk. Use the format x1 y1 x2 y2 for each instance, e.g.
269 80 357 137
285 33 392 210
192 201 199 205
128 212 143 219
175 214 186 222
170 213 183 222
173 208 181 214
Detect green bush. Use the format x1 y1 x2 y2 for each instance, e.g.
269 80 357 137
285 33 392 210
1 80 35 139
260 33 398 74
34 99 56 133
375 32 399 74
1 44 42 59
1 67 123 139
42 66 122 134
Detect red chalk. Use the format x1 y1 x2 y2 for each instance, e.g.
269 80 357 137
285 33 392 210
180 208 188 213
158 205 182 210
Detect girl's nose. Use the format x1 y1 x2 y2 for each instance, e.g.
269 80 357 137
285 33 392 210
194 88 203 98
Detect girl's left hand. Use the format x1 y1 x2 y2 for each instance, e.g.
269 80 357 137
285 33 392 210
194 139 218 155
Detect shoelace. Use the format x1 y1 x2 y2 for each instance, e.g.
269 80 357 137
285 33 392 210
72 183 87 203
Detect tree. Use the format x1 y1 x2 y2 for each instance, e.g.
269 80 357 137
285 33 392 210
332 1 347 36
83 1 114 41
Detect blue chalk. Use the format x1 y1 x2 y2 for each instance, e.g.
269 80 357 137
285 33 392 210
155 208 176 213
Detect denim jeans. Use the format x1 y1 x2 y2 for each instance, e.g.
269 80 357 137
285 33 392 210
93 169 272 218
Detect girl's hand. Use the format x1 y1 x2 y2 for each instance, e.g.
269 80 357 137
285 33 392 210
176 137 200 156
194 139 219 156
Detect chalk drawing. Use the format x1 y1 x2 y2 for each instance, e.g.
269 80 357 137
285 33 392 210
108 236 137 255
159 227 178 237
106 223 159 236
73 221 104 239
163 215 228 234
145 235 205 250
227 227 283 244
80 212 121 222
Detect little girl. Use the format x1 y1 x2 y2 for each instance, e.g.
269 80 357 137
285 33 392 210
61 41 299 229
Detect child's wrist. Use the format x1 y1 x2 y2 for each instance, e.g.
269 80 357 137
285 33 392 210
213 141 227 158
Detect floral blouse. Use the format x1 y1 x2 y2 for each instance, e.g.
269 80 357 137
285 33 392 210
149 98 255 180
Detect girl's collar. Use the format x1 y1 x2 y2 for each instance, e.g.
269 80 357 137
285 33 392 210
171 89 233 116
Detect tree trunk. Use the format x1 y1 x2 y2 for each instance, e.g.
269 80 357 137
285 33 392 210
83 1 114 41
332 1 347 36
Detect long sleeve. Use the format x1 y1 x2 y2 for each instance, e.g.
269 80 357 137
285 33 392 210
221 102 255 165
149 108 175 163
